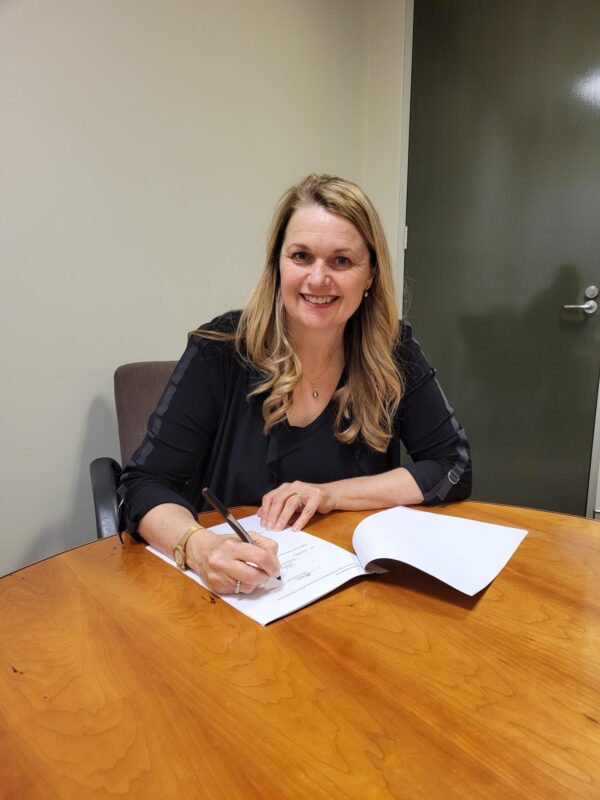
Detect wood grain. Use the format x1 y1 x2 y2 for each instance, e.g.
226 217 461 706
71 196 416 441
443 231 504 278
0 503 599 799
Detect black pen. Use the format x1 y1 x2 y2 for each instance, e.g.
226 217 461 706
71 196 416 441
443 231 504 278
201 487 281 579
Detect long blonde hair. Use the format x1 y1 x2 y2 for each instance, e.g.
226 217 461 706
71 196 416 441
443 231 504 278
200 174 403 452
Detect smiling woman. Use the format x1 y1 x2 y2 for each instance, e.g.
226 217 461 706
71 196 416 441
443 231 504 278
119 174 472 595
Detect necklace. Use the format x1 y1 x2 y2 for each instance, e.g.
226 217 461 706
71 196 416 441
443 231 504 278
305 365 338 400
301 346 344 401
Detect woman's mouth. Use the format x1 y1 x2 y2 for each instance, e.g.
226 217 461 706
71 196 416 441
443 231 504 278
301 294 338 305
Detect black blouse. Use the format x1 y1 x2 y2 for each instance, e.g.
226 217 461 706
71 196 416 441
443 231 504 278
119 312 471 537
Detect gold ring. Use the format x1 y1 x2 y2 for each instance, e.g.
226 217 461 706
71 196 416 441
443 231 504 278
295 493 305 507
235 580 241 594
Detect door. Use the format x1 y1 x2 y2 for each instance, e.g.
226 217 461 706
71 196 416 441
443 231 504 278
405 0 600 515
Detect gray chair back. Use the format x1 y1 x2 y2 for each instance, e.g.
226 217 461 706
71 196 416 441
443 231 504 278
114 361 177 464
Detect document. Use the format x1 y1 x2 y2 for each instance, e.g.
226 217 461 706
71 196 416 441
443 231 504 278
148 508 526 626
352 507 527 597
148 514 371 626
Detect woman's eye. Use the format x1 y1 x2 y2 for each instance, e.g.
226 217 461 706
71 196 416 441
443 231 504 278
291 251 310 263
333 256 351 267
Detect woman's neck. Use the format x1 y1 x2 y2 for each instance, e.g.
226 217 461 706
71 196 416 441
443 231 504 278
292 330 345 376
286 329 346 427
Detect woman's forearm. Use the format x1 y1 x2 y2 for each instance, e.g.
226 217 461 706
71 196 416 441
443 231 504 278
259 467 425 532
137 503 281 593
138 503 210 557
325 467 424 511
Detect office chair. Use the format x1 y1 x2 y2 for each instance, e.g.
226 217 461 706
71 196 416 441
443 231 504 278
90 361 177 538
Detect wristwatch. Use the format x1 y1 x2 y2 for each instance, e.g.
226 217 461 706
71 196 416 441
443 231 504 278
173 523 204 570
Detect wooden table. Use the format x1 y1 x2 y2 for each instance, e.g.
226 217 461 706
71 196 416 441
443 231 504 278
1 503 599 799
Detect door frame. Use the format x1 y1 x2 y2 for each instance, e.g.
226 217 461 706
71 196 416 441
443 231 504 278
396 0 414 306
588 375 600 518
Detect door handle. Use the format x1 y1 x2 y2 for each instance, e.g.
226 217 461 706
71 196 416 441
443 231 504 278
562 300 597 314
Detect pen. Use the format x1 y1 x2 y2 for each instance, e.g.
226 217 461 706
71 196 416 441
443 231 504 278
201 487 281 579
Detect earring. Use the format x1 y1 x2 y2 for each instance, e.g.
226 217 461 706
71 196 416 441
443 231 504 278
364 289 369 298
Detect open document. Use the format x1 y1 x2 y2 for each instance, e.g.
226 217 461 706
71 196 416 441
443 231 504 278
148 514 371 626
148 508 526 626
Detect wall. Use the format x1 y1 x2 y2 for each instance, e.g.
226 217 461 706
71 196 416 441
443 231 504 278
0 0 409 574
361 0 412 293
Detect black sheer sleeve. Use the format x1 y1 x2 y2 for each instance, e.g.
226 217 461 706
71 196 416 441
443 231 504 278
396 322 472 504
118 317 236 539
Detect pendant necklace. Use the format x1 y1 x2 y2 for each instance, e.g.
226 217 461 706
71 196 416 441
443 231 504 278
306 366 335 400
304 349 344 400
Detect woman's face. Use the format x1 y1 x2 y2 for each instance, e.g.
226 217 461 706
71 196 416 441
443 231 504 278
279 205 373 342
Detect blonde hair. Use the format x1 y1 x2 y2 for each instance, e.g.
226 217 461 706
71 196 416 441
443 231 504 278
200 174 403 452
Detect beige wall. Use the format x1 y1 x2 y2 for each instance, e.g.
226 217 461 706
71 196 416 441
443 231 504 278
361 0 412 291
0 0 409 574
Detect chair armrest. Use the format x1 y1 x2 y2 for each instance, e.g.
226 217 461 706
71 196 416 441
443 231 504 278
90 457 123 539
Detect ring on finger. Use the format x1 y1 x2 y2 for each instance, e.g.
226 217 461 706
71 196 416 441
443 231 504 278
295 492 305 507
234 579 241 594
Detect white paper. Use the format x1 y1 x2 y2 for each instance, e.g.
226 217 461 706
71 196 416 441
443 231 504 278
148 508 527 625
148 514 367 626
353 506 527 596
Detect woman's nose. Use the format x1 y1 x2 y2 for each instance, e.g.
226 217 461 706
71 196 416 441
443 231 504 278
307 261 330 286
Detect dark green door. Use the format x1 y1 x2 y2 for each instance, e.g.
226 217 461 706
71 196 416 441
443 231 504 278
405 0 600 515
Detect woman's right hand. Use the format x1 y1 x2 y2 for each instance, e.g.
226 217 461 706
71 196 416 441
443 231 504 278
186 529 280 595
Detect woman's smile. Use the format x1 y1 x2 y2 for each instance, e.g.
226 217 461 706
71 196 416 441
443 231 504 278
301 293 338 306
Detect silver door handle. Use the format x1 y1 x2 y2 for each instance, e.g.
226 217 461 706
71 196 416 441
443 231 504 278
562 300 597 314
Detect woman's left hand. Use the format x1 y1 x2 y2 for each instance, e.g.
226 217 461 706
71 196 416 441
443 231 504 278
258 481 337 532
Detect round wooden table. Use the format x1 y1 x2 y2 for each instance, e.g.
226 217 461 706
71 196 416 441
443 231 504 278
1 502 599 798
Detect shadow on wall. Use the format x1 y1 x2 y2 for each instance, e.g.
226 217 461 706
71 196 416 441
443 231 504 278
14 394 120 574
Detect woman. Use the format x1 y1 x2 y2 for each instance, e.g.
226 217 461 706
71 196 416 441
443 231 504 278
119 174 471 594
